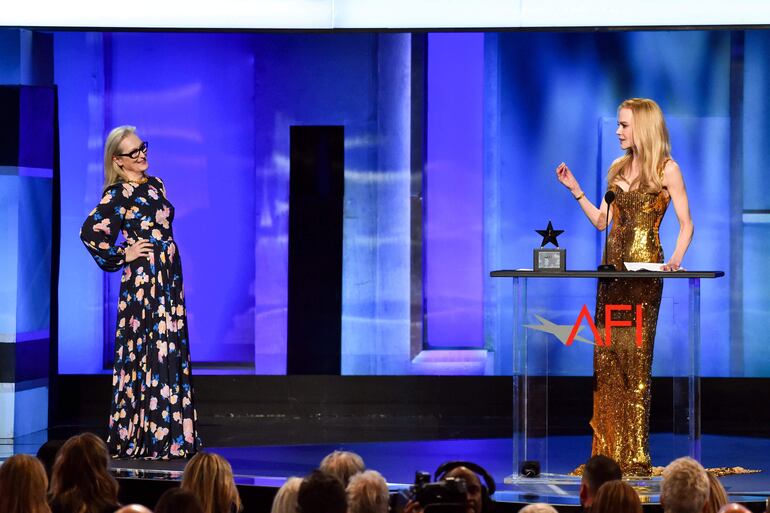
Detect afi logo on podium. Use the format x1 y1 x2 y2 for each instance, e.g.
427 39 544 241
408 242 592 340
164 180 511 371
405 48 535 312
566 304 644 347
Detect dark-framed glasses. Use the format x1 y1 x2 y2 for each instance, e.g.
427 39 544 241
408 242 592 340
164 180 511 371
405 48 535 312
116 141 149 159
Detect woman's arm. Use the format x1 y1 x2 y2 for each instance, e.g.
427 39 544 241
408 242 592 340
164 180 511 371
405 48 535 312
80 184 152 271
555 162 612 230
661 160 694 271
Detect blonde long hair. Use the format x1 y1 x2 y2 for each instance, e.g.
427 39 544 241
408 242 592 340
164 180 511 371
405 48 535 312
704 472 728 513
182 452 243 513
270 477 302 513
103 125 137 193
607 98 671 193
0 454 51 513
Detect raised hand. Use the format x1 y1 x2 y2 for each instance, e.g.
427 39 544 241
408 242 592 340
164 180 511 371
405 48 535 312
556 162 580 194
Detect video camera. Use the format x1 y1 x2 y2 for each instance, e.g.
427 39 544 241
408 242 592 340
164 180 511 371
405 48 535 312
390 471 468 513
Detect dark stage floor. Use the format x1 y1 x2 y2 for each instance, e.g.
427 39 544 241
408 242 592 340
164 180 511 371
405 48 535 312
5 434 769 508
207 434 770 504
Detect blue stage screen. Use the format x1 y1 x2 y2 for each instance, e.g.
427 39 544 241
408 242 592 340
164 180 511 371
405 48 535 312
39 28 770 377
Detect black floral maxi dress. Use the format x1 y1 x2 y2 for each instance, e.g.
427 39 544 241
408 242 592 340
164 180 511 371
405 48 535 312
80 177 201 459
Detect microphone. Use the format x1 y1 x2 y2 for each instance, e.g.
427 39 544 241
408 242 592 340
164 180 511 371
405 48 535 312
598 191 616 272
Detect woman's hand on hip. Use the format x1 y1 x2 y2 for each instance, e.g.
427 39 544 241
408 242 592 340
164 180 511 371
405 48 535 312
125 239 153 263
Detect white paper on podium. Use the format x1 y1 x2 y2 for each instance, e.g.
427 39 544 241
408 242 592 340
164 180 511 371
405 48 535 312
624 262 665 271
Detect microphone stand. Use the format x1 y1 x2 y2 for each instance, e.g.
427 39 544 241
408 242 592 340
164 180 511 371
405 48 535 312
598 190 616 271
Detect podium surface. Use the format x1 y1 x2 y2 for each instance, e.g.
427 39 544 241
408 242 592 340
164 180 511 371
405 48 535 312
490 270 724 278
490 268 724 480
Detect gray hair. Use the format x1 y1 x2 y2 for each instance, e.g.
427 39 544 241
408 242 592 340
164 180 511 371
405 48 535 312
661 457 710 513
346 470 389 513
320 450 365 487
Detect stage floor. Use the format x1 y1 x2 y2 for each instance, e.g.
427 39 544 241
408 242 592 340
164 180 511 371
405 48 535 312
214 434 770 504
6 434 768 507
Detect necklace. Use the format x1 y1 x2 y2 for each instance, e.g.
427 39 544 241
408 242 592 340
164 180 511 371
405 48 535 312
129 175 148 185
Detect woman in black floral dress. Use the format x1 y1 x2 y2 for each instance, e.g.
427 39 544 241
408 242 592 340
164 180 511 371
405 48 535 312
81 126 201 459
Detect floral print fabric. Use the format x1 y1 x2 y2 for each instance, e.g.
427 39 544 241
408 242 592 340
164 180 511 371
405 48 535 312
81 177 201 459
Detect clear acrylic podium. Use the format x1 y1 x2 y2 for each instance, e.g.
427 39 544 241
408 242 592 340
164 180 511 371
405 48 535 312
490 270 724 482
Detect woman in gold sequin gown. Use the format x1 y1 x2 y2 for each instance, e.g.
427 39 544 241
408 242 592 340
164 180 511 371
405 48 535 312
555 98 694 476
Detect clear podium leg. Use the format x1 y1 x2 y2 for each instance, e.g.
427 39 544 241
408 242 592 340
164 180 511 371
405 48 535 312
508 275 703 482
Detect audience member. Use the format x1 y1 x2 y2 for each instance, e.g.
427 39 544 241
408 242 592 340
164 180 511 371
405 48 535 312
182 452 242 513
115 506 152 513
717 504 751 513
155 487 205 513
36 439 66 481
297 470 347 513
347 470 389 513
270 477 303 513
0 453 52 513
49 433 121 513
591 481 642 513
579 455 622 512
444 466 487 513
320 450 366 487
519 504 558 513
704 473 729 513
661 457 709 513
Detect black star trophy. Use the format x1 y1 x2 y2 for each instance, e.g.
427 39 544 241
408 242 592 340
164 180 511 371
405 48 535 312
534 220 566 272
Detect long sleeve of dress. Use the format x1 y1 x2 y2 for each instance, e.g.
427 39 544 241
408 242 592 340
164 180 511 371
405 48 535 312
80 185 128 272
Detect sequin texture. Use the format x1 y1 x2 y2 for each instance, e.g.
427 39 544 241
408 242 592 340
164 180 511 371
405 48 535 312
591 184 669 476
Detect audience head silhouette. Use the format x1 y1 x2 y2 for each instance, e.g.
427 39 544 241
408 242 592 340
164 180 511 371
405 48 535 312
0 453 51 513
271 477 303 513
346 470 389 513
35 439 65 481
717 504 752 513
661 457 710 513
155 487 205 513
591 480 642 513
297 470 347 513
519 504 558 513
443 466 487 513
320 450 365 487
49 432 121 513
115 506 153 513
182 452 243 513
580 455 622 510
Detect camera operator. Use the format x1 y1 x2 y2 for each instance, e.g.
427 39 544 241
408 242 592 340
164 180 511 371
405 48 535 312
400 473 467 513
444 467 484 513
399 463 493 513
436 462 495 513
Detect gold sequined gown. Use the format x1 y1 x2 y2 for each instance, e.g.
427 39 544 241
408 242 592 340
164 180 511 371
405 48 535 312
591 185 670 476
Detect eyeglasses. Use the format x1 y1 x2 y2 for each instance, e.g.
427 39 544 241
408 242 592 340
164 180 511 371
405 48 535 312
116 141 149 159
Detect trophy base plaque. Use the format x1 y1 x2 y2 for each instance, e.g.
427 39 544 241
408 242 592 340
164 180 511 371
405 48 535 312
534 248 566 272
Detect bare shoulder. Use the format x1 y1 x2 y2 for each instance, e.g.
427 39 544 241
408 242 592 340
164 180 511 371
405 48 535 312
664 158 681 173
662 159 684 186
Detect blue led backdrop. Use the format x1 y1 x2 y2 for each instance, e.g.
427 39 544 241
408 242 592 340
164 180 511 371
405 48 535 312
25 29 767 377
